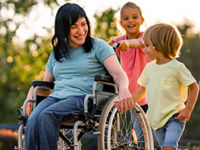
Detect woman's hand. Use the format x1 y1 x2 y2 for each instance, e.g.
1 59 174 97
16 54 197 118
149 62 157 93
21 86 34 115
115 86 146 114
26 102 33 116
114 88 134 114
23 70 55 115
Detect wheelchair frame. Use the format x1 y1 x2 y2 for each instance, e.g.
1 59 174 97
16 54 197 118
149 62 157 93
15 75 153 150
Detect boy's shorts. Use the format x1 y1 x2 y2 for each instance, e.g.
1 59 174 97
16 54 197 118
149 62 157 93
153 115 186 149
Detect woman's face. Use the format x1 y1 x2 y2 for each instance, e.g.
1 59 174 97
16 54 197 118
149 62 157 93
69 17 88 48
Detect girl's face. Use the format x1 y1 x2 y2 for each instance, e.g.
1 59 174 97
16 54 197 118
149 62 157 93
120 7 144 37
69 17 88 48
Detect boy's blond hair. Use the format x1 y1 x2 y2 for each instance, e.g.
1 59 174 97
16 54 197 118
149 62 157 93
120 2 143 20
143 23 183 59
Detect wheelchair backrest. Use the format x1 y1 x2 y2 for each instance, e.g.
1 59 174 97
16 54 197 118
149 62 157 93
93 74 118 114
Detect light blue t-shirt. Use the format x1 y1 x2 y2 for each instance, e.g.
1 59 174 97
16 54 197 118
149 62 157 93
46 38 116 99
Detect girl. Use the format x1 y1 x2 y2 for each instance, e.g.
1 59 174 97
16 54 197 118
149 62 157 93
109 3 150 148
109 2 149 112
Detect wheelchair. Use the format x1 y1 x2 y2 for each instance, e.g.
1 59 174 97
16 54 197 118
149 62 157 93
15 74 154 150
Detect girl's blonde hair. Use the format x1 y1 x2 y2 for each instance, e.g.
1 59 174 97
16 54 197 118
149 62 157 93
120 2 144 20
143 23 183 59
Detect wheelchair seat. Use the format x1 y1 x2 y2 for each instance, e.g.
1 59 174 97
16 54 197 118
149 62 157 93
31 75 116 127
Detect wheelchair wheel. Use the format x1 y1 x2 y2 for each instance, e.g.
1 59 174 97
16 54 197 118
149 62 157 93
98 96 153 150
58 129 73 150
15 125 26 150
63 128 95 150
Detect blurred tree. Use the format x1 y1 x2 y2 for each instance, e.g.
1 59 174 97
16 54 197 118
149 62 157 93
93 8 120 41
177 22 200 140
0 0 62 123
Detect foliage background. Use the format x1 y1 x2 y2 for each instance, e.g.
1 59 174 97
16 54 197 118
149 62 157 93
0 0 199 141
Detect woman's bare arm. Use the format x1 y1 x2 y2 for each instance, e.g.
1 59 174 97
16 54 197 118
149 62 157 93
25 70 54 115
103 55 133 113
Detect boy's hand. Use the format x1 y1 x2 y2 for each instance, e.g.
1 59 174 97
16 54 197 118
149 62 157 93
176 108 191 122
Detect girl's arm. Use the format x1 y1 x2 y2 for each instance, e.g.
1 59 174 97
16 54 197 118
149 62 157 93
117 38 144 51
177 82 199 121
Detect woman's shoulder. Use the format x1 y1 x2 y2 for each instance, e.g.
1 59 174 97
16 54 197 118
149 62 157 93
92 38 110 47
48 51 55 59
48 51 59 63
92 37 106 43
91 38 115 54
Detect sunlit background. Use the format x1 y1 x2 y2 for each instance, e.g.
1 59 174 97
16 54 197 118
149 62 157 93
0 0 200 149
2 0 199 42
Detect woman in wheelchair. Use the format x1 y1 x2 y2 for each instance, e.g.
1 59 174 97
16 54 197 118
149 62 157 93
24 3 133 150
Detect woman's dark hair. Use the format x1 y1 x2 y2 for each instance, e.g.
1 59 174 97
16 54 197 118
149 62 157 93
52 3 92 61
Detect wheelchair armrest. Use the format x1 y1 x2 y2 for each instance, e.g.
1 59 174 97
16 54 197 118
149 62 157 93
17 109 28 124
94 75 114 83
32 80 54 89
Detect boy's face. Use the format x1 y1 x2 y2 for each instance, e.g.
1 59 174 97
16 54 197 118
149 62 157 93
143 39 159 60
120 7 144 36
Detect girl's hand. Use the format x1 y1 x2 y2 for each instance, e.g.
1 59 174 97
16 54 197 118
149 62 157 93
108 40 115 46
117 40 129 51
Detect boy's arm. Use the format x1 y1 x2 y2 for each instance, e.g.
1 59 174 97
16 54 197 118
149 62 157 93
114 86 146 114
177 82 199 121
132 86 146 103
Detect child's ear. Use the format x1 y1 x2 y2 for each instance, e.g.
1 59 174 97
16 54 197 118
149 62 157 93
141 18 144 25
119 20 123 27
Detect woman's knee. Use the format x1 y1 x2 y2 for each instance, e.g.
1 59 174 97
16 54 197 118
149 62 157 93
25 117 39 132
38 110 57 124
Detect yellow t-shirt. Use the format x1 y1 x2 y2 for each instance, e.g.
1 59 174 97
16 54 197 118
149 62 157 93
138 59 196 130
